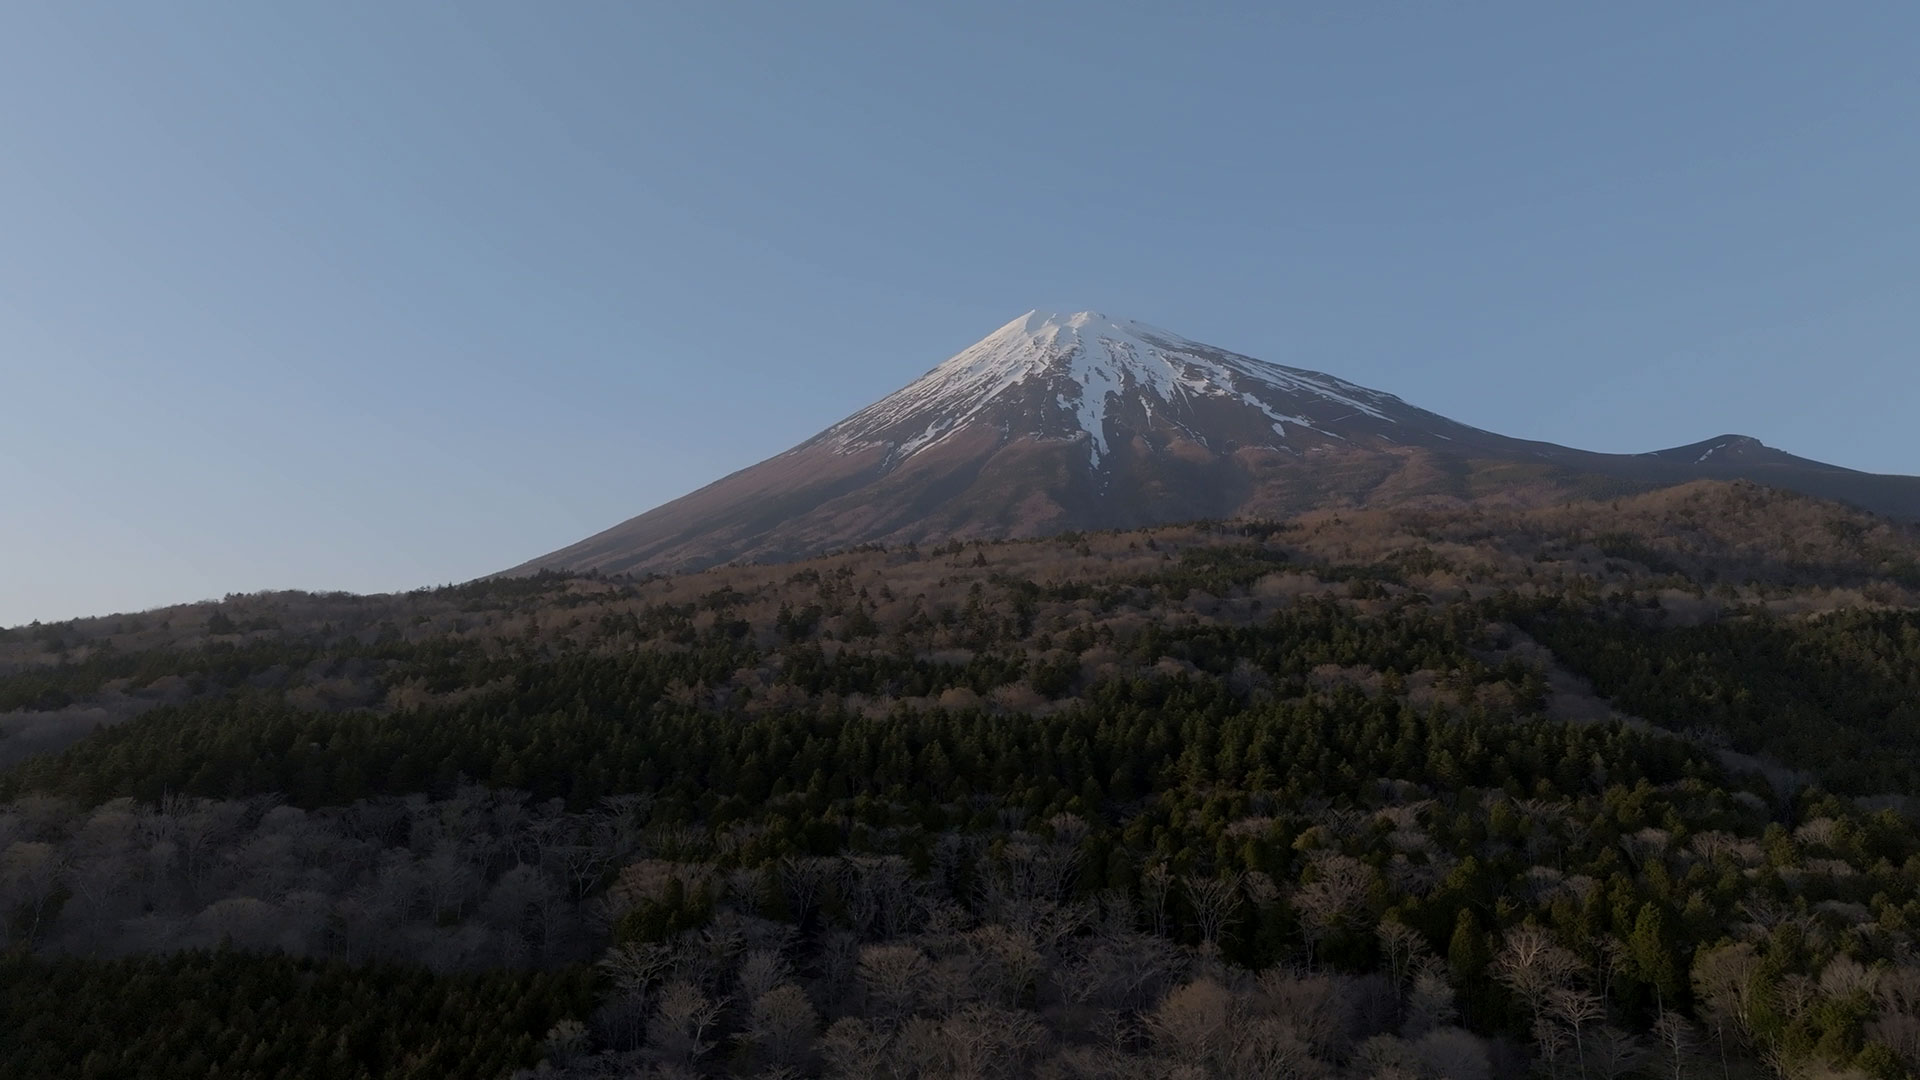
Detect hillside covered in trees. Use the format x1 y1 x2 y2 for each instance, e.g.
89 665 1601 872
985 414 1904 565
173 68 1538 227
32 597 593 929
5 480 1920 1079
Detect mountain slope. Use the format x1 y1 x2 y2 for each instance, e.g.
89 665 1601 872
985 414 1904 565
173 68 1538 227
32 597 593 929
509 311 1920 576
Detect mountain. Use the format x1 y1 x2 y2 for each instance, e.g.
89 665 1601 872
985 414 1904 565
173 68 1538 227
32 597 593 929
508 310 1920 577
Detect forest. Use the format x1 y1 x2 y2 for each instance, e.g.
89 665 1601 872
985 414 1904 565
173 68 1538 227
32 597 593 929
4 480 1920 1079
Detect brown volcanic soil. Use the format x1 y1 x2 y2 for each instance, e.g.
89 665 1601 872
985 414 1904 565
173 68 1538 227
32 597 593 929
507 417 1920 580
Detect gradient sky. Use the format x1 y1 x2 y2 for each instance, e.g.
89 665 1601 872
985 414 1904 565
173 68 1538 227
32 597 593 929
4 3 1918 626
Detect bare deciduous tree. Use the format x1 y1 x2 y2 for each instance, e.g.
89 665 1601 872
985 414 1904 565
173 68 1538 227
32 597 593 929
841 856 915 939
1228 1016 1322 1079
1492 925 1583 1029
818 1017 890 1080
1411 1026 1490 1080
601 940 678 998
541 1018 589 1068
61 842 130 946
1146 978 1233 1069
1255 968 1351 1059
1403 959 1458 1037
1546 986 1605 1080
1868 966 1920 1068
194 896 282 951
1532 1017 1570 1080
644 980 724 1066
1650 1010 1697 1080
1376 920 1429 992
420 849 479 922
931 1003 1043 1080
742 984 818 1070
1692 941 1762 1071
0 841 65 946
965 924 1043 1008
1293 854 1377 964
1817 954 1876 1001
1585 1024 1644 1080
1182 873 1244 954
1063 930 1183 1012
858 942 930 1024
736 948 795 1003
481 862 568 963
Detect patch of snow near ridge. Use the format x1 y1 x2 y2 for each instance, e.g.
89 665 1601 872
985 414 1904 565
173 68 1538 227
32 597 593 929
829 310 1405 469
1239 392 1342 444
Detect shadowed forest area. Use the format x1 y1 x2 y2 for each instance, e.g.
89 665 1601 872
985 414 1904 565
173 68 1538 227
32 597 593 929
6 482 1920 1079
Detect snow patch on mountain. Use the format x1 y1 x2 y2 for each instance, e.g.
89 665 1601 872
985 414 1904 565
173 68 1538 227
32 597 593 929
1239 392 1341 444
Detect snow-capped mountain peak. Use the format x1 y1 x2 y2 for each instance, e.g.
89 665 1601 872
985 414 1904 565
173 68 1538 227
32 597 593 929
822 309 1425 469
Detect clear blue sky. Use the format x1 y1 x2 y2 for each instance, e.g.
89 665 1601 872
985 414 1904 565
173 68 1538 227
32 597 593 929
4 3 1917 626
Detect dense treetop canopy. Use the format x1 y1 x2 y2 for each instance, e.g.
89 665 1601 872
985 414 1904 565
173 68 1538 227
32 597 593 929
4 481 1920 1078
